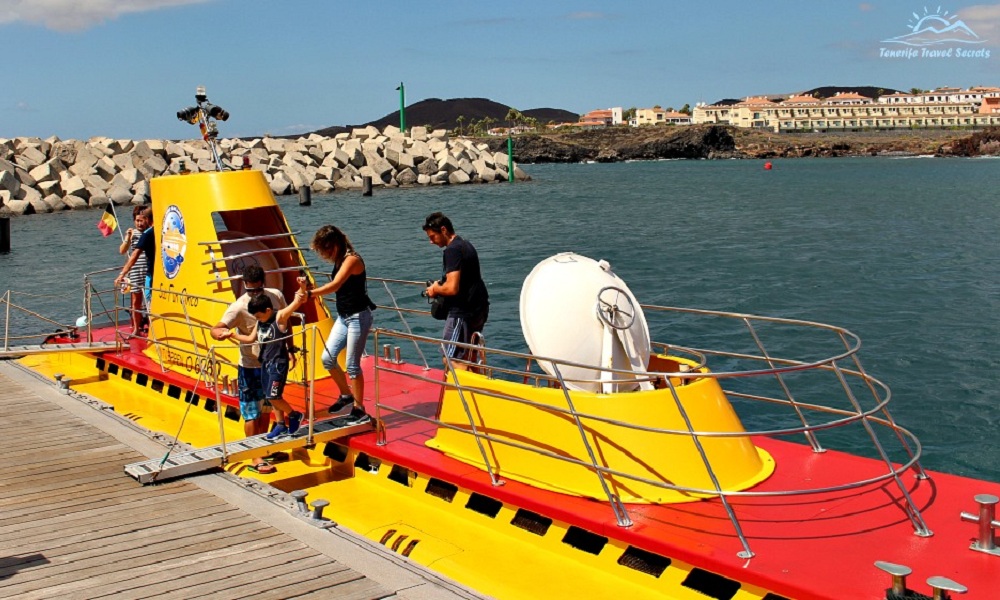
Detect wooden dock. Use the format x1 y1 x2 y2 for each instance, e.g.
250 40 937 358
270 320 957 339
0 363 485 600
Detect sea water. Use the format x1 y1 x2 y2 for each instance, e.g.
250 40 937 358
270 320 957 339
1 157 997 481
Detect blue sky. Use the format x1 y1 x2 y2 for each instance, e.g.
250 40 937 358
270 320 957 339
3 0 1000 140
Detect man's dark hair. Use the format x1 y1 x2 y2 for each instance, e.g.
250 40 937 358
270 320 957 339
243 265 265 285
247 294 273 315
422 212 454 234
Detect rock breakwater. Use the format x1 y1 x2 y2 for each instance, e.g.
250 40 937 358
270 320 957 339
0 125 529 216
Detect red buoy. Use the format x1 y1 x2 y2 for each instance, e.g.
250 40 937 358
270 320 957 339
764 162 773 170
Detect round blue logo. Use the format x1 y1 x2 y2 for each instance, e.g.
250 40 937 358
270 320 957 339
160 205 187 280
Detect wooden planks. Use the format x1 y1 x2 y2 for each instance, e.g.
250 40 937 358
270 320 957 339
0 371 393 600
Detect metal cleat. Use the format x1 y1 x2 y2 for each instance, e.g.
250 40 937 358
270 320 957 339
310 498 330 520
959 494 1000 556
926 576 966 600
290 490 309 513
874 560 912 598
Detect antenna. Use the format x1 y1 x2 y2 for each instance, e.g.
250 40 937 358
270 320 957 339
176 86 230 171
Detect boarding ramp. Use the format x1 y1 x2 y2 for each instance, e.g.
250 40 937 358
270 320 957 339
0 340 119 359
125 417 373 484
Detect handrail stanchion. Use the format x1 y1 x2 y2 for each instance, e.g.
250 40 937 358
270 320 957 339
305 323 315 446
3 290 10 351
663 375 755 558
374 329 386 445
830 361 932 536
379 280 430 370
443 346 503 486
210 347 228 464
838 330 928 479
743 317 824 453
550 362 633 528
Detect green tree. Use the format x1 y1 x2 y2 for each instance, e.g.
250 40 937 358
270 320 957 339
455 115 465 136
482 116 497 135
505 108 525 128
679 103 692 115
622 107 637 122
909 88 926 95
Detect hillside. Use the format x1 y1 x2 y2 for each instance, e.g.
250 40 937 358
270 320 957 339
312 98 578 137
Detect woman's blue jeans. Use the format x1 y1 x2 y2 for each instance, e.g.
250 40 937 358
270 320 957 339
322 308 373 378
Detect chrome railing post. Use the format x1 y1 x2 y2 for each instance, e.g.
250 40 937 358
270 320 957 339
305 322 315 446
210 347 228 463
379 280 430 370
3 290 10 351
743 317 824 453
374 329 387 445
443 347 503 486
838 331 928 479
830 361 932 536
550 362 633 528
664 374 755 558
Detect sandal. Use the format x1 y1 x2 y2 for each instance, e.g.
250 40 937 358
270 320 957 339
264 452 290 464
247 462 277 474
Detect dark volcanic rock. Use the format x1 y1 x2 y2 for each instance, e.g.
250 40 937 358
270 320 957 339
487 125 735 163
617 126 735 160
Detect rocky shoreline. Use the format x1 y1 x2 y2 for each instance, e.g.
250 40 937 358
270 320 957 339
3 124 997 217
0 125 529 216
487 125 1000 162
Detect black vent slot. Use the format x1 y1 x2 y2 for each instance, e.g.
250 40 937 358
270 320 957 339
424 478 458 502
388 464 414 487
150 379 164 393
184 391 199 405
224 405 240 421
135 373 149 387
618 546 670 578
510 509 552 536
762 594 791 600
203 399 216 412
166 384 181 399
681 568 741 600
121 368 133 381
562 526 607 555
323 443 348 463
465 493 502 518
108 363 119 375
354 452 380 473
96 357 106 371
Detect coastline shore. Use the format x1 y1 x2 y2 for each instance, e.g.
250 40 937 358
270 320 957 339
489 125 1000 163
3 124 997 217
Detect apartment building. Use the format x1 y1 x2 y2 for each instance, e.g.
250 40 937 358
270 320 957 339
630 107 692 126
693 87 1000 132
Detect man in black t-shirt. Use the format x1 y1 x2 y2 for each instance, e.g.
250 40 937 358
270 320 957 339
423 212 489 368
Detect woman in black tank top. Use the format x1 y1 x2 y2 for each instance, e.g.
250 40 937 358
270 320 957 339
308 225 375 424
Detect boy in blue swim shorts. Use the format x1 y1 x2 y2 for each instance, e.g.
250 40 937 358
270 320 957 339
230 276 309 441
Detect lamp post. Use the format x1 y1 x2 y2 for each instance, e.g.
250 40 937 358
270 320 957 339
396 82 405 132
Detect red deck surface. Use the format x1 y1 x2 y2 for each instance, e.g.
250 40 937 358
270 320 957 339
91 329 1000 600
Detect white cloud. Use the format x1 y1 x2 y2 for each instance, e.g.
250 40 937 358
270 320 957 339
958 4 1000 47
0 0 215 32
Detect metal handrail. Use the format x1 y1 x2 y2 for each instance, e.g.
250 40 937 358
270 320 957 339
360 292 932 555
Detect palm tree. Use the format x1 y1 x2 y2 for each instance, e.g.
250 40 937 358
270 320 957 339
455 115 466 136
482 116 497 136
505 108 524 131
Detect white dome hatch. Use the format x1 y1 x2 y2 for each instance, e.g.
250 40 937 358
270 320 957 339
519 252 653 393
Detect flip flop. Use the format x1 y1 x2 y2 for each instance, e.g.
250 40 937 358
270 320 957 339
264 452 290 464
248 462 277 474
